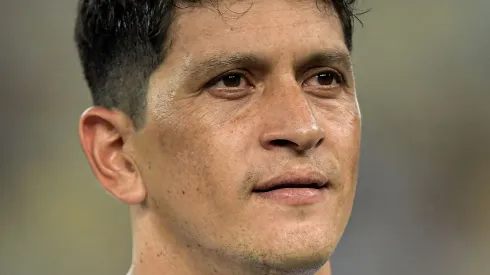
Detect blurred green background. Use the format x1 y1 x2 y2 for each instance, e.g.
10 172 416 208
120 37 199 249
0 0 489 274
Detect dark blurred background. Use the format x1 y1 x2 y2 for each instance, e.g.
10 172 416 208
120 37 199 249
0 0 489 274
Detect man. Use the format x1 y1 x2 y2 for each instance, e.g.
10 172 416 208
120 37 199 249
75 0 361 274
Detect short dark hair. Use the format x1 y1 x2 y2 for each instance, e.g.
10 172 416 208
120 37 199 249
75 0 361 128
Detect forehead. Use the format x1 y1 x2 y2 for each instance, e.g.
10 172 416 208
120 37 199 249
169 0 346 60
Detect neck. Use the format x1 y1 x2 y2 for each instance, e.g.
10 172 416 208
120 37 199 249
128 210 332 275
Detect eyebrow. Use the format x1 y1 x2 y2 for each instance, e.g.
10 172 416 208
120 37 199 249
183 49 352 81
183 53 270 80
295 50 353 74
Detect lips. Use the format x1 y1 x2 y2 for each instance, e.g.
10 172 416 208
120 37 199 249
252 170 330 205
252 170 329 193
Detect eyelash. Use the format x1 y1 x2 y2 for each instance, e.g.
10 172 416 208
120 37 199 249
308 67 345 82
206 71 252 88
205 68 346 93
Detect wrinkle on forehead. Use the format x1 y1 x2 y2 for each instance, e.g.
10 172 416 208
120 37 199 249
167 1 346 66
172 0 342 35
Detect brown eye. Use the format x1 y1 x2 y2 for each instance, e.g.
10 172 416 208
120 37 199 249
205 72 254 99
221 74 241 87
304 71 343 87
210 73 250 89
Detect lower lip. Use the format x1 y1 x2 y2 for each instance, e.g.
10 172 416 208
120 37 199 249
254 188 326 205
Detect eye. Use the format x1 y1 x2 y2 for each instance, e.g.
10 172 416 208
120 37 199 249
303 70 344 88
208 73 251 89
205 72 254 99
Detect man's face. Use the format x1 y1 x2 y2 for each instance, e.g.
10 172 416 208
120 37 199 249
134 0 360 270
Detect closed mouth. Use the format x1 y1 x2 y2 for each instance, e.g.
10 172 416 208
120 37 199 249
253 182 326 193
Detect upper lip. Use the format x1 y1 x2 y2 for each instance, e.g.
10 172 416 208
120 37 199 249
253 169 329 192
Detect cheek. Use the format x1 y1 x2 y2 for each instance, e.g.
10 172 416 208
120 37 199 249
137 110 211 205
145 103 251 206
321 98 360 155
318 99 361 191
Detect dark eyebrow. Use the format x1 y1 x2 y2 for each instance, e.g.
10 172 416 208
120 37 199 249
182 50 352 84
295 50 353 74
183 53 270 80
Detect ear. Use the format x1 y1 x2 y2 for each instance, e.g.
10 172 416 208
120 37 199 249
79 106 146 205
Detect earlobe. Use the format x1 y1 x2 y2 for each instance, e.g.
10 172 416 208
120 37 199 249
79 107 147 205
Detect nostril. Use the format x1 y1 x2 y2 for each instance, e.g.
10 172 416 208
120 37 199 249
270 139 295 147
316 138 324 148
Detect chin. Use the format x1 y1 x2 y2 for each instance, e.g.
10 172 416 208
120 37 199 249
272 250 330 271
248 246 331 273
247 225 336 272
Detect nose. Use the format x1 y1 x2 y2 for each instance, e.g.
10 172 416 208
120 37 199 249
259 89 325 154
261 125 325 153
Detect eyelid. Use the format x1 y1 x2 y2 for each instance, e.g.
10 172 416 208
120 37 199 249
203 67 348 90
302 68 345 85
204 70 255 89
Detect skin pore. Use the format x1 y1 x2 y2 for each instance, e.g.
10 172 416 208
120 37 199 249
79 1 360 275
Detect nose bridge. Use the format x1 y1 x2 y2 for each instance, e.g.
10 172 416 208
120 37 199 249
260 81 325 152
279 88 317 128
